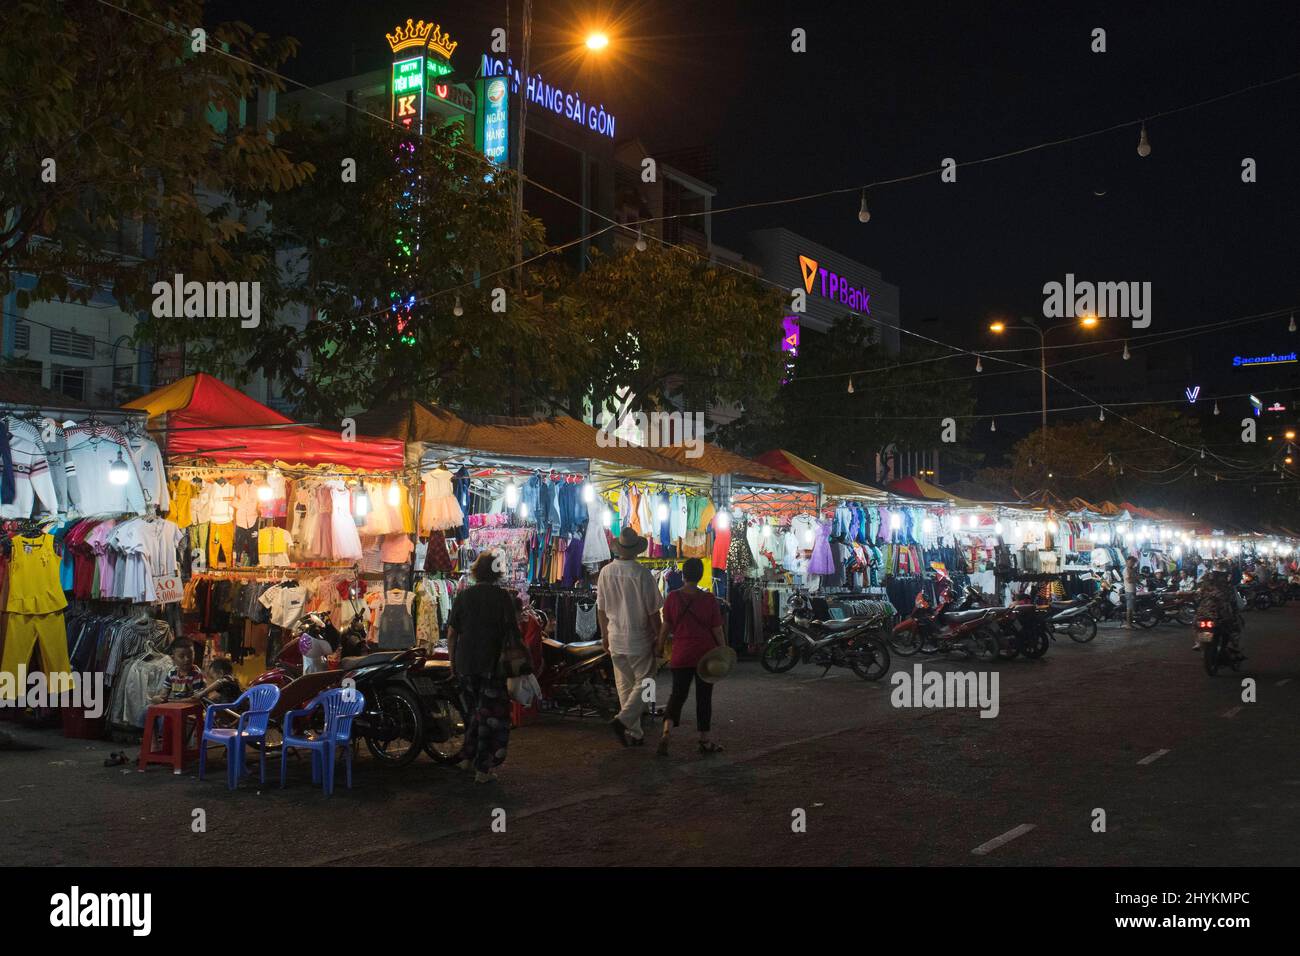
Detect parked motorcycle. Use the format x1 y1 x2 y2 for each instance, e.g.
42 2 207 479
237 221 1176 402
761 594 892 679
343 646 468 768
1235 582 1271 612
536 636 620 717
1132 591 1197 628
889 576 1001 661
1044 597 1099 643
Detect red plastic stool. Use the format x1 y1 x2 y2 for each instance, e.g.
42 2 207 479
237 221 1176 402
138 702 202 774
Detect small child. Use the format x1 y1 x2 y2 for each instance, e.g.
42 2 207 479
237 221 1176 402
194 658 243 728
150 638 205 746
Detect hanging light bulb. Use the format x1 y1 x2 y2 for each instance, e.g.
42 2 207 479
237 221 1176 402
994 521 1003 535
353 483 370 518
1290 312 1296 333
889 513 902 530
847 377 855 394
989 418 996 432
453 295 464 317
1193 467 1198 478
1136 122 1151 158
581 481 595 504
504 480 520 509
1046 519 1058 534
857 189 870 223
1107 453 1114 467
1213 401 1220 416
520 502 530 520
1122 341 1131 360
716 508 730 530
108 449 130 486
762 524 771 538
1200 447 1206 460
975 355 983 373
656 502 669 523
635 227 647 252
921 516 935 533
257 480 273 502
1099 407 1105 422
387 482 402 506
601 507 612 528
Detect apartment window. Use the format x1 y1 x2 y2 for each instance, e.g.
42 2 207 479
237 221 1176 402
49 329 95 359
13 320 31 352
51 365 87 401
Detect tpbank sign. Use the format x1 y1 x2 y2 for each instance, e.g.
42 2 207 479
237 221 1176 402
799 255 871 313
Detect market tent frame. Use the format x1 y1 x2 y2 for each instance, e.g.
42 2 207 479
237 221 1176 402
753 449 889 500
123 373 405 471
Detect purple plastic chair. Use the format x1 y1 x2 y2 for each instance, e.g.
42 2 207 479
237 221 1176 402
198 685 280 790
279 687 365 796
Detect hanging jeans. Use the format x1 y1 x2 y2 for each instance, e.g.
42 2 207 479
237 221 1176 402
1 612 73 698
458 674 511 773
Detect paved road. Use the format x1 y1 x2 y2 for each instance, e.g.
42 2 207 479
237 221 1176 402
2 608 1296 867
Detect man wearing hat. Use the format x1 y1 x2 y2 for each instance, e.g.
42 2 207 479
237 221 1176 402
597 527 664 746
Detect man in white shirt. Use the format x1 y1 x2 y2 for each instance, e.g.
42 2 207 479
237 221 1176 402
596 527 663 746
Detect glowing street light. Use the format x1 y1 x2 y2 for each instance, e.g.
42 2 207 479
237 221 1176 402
585 31 609 51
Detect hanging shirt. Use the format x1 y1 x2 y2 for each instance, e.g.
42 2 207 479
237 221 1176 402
233 481 259 528
125 433 169 512
1 417 60 518
207 481 236 524
64 423 146 516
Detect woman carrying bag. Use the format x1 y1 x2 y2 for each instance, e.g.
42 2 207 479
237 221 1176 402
654 557 735 757
447 550 526 783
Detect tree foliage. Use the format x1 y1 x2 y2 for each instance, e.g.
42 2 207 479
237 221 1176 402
0 0 311 307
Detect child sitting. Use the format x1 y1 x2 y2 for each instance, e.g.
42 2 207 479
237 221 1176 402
149 638 206 745
194 658 243 727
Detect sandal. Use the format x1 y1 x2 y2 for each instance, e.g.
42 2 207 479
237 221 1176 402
698 741 724 755
103 751 129 767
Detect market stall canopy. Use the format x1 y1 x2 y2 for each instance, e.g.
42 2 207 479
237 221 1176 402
753 449 886 499
651 441 792 482
123 373 405 470
351 400 704 476
886 475 983 508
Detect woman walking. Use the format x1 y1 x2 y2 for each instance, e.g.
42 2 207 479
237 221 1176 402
447 551 520 783
655 558 730 756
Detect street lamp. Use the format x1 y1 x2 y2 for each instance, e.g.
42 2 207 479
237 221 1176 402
988 314 1100 430
585 31 610 51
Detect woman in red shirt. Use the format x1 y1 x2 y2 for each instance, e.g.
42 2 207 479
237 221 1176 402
655 557 726 756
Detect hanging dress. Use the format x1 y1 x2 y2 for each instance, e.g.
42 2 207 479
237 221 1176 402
808 519 836 575
421 467 465 533
582 508 611 565
329 481 363 560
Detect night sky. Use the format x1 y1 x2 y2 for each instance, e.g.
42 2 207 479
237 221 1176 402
209 0 1299 439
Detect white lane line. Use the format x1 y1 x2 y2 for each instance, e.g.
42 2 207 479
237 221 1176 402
800 673 845 683
1277 678 1293 686
1221 706 1244 718
971 824 1036 856
1137 749 1170 765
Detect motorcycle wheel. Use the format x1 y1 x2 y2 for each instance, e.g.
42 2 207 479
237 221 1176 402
1253 594 1270 611
1135 608 1159 629
997 636 1020 660
889 627 924 656
421 690 468 765
1066 618 1098 643
847 637 890 681
363 687 423 768
1203 636 1221 676
1175 604 1196 626
760 636 800 673
973 632 1000 662
1018 629 1049 659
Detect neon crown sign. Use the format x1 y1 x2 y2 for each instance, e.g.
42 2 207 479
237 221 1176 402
386 18 458 60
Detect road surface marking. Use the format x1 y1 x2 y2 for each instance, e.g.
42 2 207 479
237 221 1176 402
1137 749 1170 765
971 824 1036 856
1221 706 1243 718
800 673 844 683
1277 678 1293 686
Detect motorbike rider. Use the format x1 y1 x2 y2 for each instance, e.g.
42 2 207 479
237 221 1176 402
1194 565 1243 656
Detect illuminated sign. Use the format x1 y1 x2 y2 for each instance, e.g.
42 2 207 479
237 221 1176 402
798 255 871 312
1267 402 1286 412
1233 352 1298 367
1185 385 1200 403
1250 395 1262 416
480 56 617 138
480 77 509 165
386 18 458 59
782 316 800 353
391 56 424 129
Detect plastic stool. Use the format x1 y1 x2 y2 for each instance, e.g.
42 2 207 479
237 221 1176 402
138 702 202 774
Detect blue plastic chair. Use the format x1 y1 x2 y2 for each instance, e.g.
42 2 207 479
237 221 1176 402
279 687 365 796
198 685 281 790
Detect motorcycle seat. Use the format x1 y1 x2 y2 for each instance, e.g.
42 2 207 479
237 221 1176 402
1049 599 1085 610
561 640 606 660
811 618 863 631
940 608 992 624
340 650 404 671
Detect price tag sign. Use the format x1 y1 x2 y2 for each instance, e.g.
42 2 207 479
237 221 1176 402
154 575 183 605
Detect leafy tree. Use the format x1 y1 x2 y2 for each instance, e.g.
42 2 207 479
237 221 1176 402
727 316 980 483
0 0 311 307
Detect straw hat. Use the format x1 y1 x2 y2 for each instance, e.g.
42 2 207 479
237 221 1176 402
696 645 737 684
611 526 648 558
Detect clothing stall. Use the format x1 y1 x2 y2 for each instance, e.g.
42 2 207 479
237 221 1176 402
123 375 409 688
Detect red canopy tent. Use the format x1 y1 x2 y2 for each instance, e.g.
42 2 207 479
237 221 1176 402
123 373 405 471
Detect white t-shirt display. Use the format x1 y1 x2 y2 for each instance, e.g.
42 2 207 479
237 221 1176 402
126 434 170 512
207 481 236 524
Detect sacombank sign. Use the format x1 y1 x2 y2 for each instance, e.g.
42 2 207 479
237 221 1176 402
799 255 871 313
